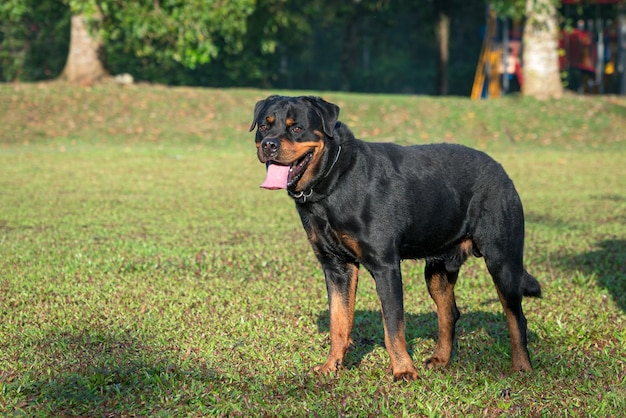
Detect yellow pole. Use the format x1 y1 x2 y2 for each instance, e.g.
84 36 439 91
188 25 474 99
471 9 497 100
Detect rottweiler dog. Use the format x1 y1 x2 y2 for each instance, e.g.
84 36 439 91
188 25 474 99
250 95 541 381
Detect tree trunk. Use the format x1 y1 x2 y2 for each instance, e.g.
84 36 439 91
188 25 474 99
60 13 107 84
434 0 450 95
522 0 562 99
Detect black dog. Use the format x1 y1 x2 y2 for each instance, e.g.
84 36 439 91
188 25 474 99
250 95 541 381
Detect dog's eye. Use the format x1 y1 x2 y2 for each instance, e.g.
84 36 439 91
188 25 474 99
291 126 303 134
259 124 268 132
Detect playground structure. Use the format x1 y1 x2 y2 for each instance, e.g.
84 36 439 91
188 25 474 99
472 0 626 99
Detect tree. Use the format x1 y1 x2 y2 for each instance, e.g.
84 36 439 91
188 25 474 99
99 0 254 70
492 0 563 99
1 0 256 83
0 0 69 81
60 5 106 83
522 0 563 99
433 0 451 95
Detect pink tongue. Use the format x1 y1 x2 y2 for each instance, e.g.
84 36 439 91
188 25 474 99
260 163 290 190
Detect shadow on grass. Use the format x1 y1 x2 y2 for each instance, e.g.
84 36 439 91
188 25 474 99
554 239 626 312
8 328 222 416
316 309 530 371
525 211 574 230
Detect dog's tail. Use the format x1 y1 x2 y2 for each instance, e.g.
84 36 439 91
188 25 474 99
522 270 542 298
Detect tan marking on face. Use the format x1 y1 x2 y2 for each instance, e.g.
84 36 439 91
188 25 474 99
313 130 325 139
285 117 295 127
266 115 275 123
279 141 325 191
276 141 319 163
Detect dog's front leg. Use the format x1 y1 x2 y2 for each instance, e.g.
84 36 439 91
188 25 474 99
372 264 419 381
313 261 359 375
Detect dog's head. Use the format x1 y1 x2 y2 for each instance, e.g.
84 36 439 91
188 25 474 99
249 95 339 192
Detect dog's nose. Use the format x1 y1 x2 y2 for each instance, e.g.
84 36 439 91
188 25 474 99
261 138 281 156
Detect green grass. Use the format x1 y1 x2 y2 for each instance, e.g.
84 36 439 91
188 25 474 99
1 82 625 416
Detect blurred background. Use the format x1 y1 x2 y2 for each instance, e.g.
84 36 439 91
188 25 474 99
1 0 624 97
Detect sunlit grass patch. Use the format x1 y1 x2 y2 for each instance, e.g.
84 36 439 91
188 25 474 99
1 84 625 416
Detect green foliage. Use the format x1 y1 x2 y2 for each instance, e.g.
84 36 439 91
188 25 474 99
490 0 527 20
491 0 563 20
0 0 258 81
0 0 29 20
99 0 254 70
0 0 486 93
0 0 69 81
0 84 625 415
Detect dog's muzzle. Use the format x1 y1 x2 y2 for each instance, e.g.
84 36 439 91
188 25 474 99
260 137 281 160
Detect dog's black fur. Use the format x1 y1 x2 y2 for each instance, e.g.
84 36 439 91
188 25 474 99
250 95 541 380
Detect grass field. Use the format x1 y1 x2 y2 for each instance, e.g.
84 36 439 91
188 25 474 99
1 82 625 416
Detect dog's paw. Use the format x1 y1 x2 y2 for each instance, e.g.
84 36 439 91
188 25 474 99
312 358 342 375
392 367 419 382
511 361 533 372
423 356 450 369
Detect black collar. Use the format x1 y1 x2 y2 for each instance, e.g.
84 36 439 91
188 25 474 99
288 145 342 204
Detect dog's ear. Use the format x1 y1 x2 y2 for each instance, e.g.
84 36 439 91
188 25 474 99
303 96 340 137
249 95 279 132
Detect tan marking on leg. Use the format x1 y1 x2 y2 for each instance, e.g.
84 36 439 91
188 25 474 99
314 265 358 375
382 316 418 381
496 289 533 372
425 272 458 368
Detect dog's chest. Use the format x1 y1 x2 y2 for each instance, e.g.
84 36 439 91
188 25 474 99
298 204 366 260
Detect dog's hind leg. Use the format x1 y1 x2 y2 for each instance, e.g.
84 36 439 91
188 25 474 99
480 225 541 371
423 259 460 368
483 254 535 372
473 186 539 372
